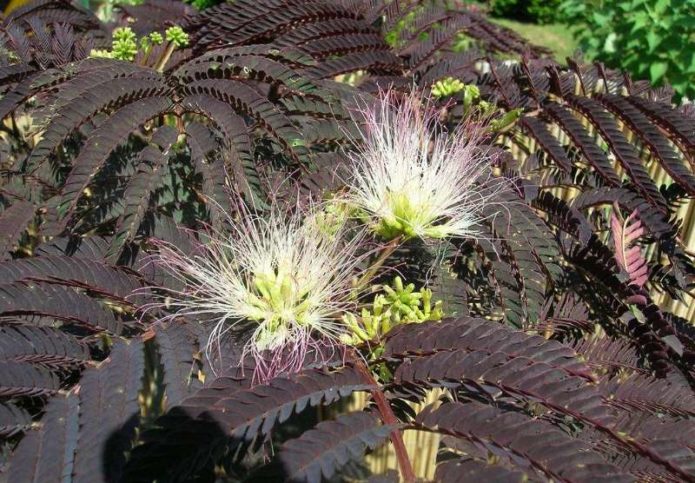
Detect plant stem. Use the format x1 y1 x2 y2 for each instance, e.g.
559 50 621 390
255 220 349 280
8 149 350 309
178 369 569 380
354 358 415 482
355 236 403 290
154 42 176 73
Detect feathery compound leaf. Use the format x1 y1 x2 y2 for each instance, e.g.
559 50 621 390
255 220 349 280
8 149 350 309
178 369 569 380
384 318 595 381
596 94 695 195
153 321 204 407
6 394 80 483
392 321 693 478
57 96 173 224
270 411 393 482
6 339 144 483
0 361 59 397
72 340 145 483
106 125 178 260
611 203 648 289
562 95 668 213
0 255 143 299
0 325 89 368
602 372 695 417
124 365 374 481
192 366 374 437
417 401 631 482
0 282 123 333
626 95 695 157
570 335 641 373
543 102 622 186
0 201 35 260
2 39 352 239
435 458 526 483
0 402 32 438
395 346 611 416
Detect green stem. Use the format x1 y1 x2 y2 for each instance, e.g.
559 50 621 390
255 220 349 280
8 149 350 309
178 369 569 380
355 236 403 290
154 42 176 73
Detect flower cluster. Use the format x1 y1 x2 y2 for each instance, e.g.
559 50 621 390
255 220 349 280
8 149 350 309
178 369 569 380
150 208 367 382
164 26 189 48
90 26 188 63
148 89 502 381
431 77 466 98
341 276 443 346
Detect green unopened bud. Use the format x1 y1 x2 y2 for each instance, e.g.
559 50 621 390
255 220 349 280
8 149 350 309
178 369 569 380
394 276 404 292
89 48 113 59
431 300 444 320
371 295 383 318
461 84 480 109
149 31 164 45
113 27 136 43
279 275 292 300
165 26 189 47
254 275 272 301
422 225 452 239
111 27 138 61
380 309 392 335
342 313 370 344
431 77 466 99
488 108 522 134
340 333 357 345
343 277 445 348
310 200 350 239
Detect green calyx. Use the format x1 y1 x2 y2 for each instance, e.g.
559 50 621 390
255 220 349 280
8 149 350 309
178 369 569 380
373 191 449 241
246 269 314 350
374 192 420 240
341 276 443 346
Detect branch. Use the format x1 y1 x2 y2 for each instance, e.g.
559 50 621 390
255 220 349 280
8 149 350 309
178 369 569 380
353 356 415 482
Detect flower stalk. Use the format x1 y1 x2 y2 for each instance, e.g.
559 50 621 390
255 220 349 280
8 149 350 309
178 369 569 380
354 356 416 483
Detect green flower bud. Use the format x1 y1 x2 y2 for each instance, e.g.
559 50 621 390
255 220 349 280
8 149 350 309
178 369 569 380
111 27 138 61
165 26 190 48
89 48 113 59
431 77 466 99
149 31 164 45
342 277 444 346
113 27 136 43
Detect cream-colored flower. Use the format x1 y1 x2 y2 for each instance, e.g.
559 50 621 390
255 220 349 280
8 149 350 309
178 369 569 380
149 206 366 382
346 90 499 241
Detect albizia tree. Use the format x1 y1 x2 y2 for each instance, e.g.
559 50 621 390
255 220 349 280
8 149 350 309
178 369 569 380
0 1 693 482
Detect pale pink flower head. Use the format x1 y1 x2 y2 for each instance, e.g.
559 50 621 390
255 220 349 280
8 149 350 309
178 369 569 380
346 89 499 241
147 205 366 383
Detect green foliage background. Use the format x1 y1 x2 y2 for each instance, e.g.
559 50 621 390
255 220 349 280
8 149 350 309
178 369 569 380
561 0 695 101
488 0 564 24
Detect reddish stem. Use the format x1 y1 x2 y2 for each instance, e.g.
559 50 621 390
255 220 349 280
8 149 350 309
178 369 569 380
354 359 416 482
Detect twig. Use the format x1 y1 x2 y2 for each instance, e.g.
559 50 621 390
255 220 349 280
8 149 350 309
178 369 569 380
355 236 403 290
354 357 416 482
